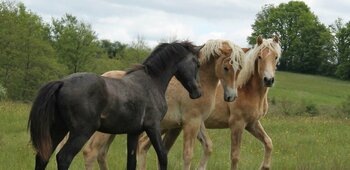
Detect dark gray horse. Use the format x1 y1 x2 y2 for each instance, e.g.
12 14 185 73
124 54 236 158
28 41 203 170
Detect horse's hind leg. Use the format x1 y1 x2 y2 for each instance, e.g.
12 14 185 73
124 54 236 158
162 128 182 152
56 129 95 170
145 125 167 170
97 134 116 170
35 122 68 170
83 132 115 170
197 122 213 170
137 132 153 170
245 121 272 170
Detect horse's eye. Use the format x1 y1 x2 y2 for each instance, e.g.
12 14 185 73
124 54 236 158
224 67 229 71
258 56 262 59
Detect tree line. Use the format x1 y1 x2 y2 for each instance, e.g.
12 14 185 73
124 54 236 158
0 1 349 101
0 2 150 100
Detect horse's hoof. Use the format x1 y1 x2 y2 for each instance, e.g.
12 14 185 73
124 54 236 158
260 166 270 170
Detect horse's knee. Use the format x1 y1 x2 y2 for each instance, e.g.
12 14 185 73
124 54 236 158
231 152 240 165
265 137 273 151
97 151 107 163
183 148 194 162
205 140 213 155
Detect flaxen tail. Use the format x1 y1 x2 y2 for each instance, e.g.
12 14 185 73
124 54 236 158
28 81 64 161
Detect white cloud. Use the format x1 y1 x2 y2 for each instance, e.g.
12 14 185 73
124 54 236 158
19 0 350 48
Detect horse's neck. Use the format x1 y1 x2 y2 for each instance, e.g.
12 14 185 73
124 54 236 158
151 62 178 95
199 59 219 93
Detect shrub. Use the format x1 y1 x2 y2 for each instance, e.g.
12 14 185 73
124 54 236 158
305 103 319 116
340 96 350 116
0 84 7 101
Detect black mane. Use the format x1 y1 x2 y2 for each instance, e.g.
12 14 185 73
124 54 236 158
126 41 196 75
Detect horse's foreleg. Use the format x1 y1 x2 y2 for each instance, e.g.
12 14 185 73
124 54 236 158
162 128 181 152
83 132 115 170
127 133 141 170
229 120 245 170
182 117 201 170
197 122 213 170
56 130 94 170
137 133 152 170
246 121 272 170
145 125 167 170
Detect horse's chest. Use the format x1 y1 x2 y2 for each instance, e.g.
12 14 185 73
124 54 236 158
244 107 264 121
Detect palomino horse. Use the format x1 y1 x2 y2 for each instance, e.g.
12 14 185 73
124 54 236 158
79 40 245 170
163 36 282 170
28 41 203 170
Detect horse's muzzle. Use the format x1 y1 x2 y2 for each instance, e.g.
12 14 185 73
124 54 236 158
189 90 202 99
264 77 274 87
224 87 237 102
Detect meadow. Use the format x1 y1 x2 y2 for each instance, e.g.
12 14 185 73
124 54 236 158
0 71 350 169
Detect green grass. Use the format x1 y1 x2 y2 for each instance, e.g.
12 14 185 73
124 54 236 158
271 71 350 107
1 72 350 169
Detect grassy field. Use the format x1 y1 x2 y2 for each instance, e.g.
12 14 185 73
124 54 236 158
1 71 350 169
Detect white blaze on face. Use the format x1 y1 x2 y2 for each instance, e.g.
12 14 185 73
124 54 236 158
263 50 276 80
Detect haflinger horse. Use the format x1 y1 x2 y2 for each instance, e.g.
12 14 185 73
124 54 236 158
28 41 203 170
162 35 282 170
78 40 245 170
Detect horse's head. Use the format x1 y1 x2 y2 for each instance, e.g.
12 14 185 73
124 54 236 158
255 35 281 87
214 41 245 102
174 43 204 99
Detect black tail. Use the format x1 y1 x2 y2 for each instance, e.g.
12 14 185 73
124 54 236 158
28 81 64 161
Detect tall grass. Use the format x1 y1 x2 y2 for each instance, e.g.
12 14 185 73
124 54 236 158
269 71 350 117
1 71 350 169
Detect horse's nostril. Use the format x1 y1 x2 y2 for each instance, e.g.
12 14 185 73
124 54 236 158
264 77 268 82
271 78 275 84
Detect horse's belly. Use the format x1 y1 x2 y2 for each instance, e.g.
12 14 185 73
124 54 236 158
98 113 143 134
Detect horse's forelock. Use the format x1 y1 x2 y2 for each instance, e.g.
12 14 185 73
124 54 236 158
237 38 281 87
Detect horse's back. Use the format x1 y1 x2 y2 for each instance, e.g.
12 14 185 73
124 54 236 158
57 73 109 121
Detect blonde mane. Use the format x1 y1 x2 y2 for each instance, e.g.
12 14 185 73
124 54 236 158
237 38 282 87
200 39 245 71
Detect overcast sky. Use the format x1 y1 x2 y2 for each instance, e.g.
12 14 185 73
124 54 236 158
19 0 350 47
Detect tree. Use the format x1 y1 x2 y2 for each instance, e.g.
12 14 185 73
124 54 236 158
248 1 335 75
334 21 350 80
129 35 151 62
0 2 64 100
51 14 100 73
99 39 127 59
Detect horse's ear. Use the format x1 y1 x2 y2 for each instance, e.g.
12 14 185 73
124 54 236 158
273 35 279 43
194 44 205 53
256 35 263 46
241 48 250 53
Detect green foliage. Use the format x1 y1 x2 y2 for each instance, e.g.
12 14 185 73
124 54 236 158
0 2 65 100
99 39 127 59
51 14 100 73
305 103 319 116
334 21 350 80
248 1 336 76
0 84 6 100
